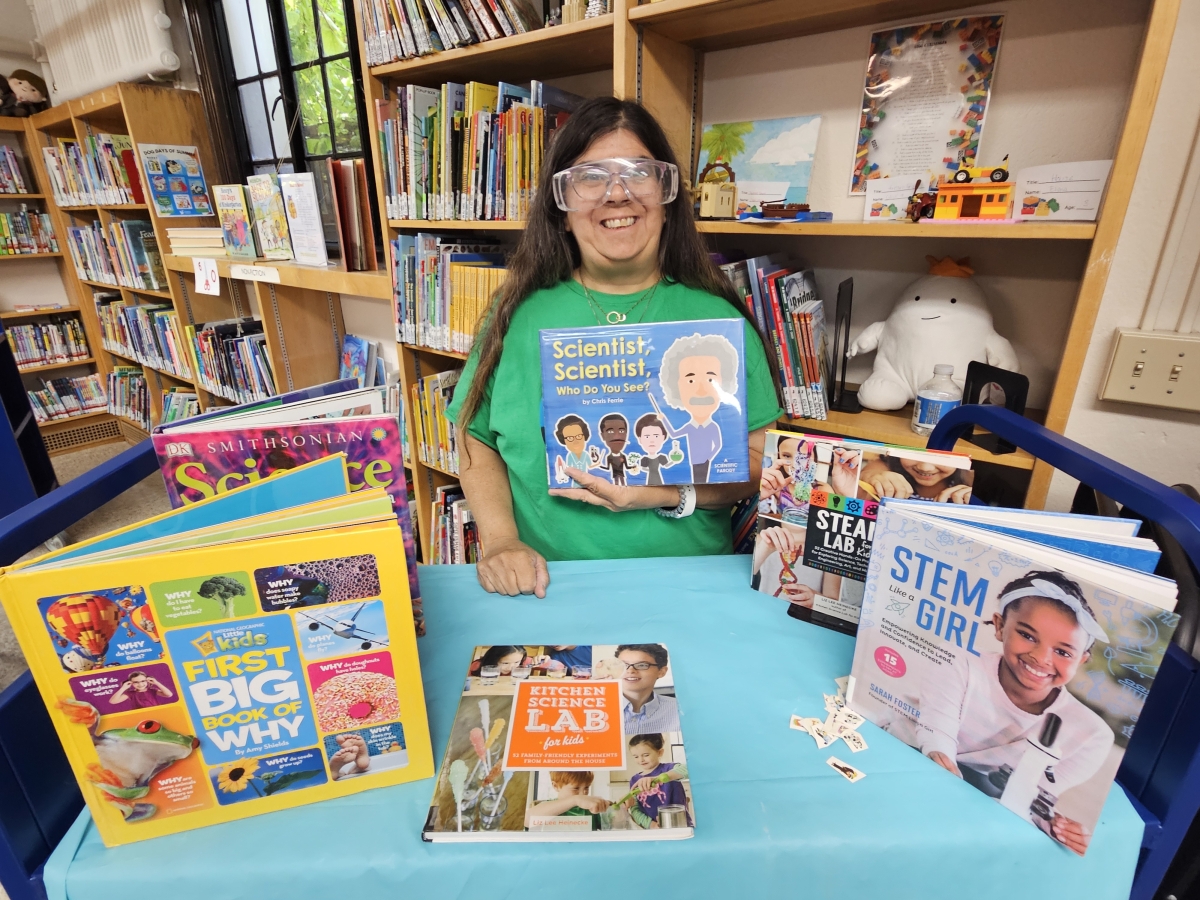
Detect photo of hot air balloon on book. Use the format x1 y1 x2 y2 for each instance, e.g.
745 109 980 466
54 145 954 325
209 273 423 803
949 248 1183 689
38 586 164 673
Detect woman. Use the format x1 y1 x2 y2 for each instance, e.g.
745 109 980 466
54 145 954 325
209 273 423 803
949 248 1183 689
446 98 784 598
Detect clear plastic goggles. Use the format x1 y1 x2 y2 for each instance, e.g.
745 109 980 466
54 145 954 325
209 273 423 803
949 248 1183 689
552 157 679 212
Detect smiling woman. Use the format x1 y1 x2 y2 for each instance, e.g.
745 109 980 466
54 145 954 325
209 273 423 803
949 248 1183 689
443 98 785 599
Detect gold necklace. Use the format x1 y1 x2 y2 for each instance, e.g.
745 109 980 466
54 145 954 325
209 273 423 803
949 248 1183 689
577 275 661 325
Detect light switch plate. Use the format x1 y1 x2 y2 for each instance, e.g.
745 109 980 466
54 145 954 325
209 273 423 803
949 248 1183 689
1101 329 1200 412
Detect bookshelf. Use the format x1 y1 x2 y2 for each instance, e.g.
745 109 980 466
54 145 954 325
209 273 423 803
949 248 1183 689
350 0 1181 529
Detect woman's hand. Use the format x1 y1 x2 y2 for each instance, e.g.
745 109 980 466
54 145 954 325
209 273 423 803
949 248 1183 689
549 468 677 512
477 538 550 598
866 470 914 499
936 483 973 504
1051 813 1092 855
927 751 962 777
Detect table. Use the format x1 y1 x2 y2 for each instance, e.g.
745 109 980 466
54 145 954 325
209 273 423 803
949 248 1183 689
44 555 1144 900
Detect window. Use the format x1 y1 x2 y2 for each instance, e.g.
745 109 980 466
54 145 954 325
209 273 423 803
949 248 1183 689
999 193 1007 202
986 194 994 203
951 195 959 203
214 0 374 247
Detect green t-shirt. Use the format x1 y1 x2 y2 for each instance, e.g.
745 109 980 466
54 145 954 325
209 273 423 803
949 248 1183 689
444 279 784 562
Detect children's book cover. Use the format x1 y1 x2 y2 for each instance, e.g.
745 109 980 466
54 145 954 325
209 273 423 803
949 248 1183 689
246 173 295 260
423 643 694 841
212 184 257 260
0 507 432 847
697 115 822 213
137 144 211 218
150 415 424 633
752 430 972 633
340 334 372 388
848 502 1178 855
540 319 749 487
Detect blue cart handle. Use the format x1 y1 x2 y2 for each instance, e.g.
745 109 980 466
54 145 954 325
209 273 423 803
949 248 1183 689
928 405 1200 575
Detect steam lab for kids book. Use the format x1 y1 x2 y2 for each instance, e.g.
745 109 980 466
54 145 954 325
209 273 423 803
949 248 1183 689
152 385 423 633
540 319 748 487
424 643 694 842
0 459 433 847
848 500 1174 856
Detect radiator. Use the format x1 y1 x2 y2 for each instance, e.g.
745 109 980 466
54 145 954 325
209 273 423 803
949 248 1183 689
27 0 180 102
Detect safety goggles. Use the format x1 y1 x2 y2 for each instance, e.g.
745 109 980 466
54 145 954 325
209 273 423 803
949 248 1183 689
552 157 679 212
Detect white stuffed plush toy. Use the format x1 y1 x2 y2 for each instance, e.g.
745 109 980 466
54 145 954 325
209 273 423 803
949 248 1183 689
847 256 1018 410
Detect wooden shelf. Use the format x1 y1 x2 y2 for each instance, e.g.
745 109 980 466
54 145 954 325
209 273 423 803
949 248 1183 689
389 219 526 231
629 0 980 51
0 306 80 320
17 357 96 373
403 343 470 361
113 415 151 438
127 286 174 300
162 254 392 300
0 252 63 260
37 409 111 427
79 279 121 292
0 193 44 200
104 347 195 384
696 221 1098 239
0 116 31 132
418 457 461 479
370 15 613 85
782 406 1040 470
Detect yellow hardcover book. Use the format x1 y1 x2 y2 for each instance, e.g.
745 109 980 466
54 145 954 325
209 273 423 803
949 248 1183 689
0 495 433 847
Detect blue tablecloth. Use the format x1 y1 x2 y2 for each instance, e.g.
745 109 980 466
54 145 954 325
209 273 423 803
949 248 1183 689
45 556 1144 900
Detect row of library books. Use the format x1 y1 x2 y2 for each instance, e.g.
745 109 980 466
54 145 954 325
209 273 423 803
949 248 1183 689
160 386 199 424
0 146 30 194
65 219 166 291
378 81 579 222
93 293 193 379
339 333 390 390
410 369 461 474
430 484 480 564
7 318 89 368
393 233 505 350
0 206 57 255
361 0 541 65
192 318 278 405
722 257 830 420
107 366 150 430
41 131 143 207
26 373 106 423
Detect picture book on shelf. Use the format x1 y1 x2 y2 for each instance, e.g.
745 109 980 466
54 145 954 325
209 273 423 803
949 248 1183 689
212 184 256 260
278 173 329 267
539 319 749 487
423 643 694 842
137 144 211 217
246 174 294 260
847 499 1176 856
0 457 433 847
339 333 378 388
151 387 423 633
697 115 822 213
751 430 973 633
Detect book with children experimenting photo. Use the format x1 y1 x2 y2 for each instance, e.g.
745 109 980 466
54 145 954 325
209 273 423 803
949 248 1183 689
0 457 433 847
847 499 1176 856
540 319 749 488
751 429 973 635
423 643 694 842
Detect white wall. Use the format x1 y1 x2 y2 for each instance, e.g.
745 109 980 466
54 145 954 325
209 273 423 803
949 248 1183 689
1045 0 1200 509
702 0 1149 409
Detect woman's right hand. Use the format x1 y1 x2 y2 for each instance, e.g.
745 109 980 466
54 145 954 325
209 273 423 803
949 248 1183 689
477 538 550 598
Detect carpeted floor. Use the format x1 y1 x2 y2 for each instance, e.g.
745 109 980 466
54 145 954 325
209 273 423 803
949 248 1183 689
0 440 172 693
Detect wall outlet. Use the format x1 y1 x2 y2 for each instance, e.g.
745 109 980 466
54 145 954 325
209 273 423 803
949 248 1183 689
1101 329 1200 412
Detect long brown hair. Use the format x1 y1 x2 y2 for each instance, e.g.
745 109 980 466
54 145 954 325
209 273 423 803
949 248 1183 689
457 97 775 435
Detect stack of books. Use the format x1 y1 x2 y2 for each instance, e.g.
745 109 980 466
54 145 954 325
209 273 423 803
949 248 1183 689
107 366 150 429
361 0 542 65
159 386 199 423
166 227 225 257
327 160 378 272
0 146 29 193
190 318 277 404
7 318 90 367
26 373 106 422
429 485 480 564
93 294 193 378
0 206 58 255
41 132 142 206
393 233 504 349
378 81 580 222
409 369 461 475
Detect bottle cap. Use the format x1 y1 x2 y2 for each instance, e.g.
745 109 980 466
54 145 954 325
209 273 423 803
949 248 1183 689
933 364 954 375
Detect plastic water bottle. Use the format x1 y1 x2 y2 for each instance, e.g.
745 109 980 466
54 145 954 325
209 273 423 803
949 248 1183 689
911 364 962 436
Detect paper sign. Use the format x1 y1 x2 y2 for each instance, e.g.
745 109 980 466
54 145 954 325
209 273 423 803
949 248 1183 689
229 264 282 284
502 679 625 770
1014 160 1113 221
863 177 917 222
193 258 220 296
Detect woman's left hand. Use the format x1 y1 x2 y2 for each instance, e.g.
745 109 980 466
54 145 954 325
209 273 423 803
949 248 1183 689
549 468 677 512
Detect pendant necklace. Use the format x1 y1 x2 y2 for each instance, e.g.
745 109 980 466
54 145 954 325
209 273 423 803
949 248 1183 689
578 274 660 325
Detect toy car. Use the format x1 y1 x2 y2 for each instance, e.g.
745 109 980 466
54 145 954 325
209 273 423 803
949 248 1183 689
952 154 1009 183
906 179 937 221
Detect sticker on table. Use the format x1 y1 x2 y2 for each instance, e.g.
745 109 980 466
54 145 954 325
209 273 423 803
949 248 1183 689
210 748 327 805
166 615 318 764
39 586 162 673
307 652 399 733
70 662 178 715
503 679 626 771
254 554 381 612
294 599 389 660
324 722 409 781
150 571 255 627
